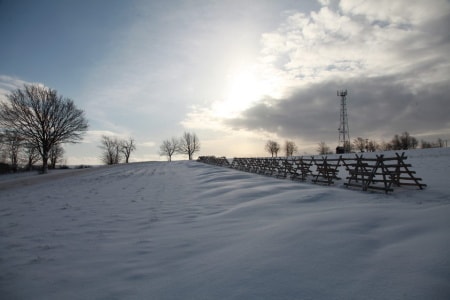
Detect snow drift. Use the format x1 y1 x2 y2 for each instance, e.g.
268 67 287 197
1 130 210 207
1 148 449 299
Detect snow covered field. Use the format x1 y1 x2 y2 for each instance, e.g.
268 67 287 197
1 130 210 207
1 148 450 299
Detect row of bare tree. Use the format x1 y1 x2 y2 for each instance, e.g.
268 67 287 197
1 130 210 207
159 132 200 161
0 130 65 172
264 140 298 157
265 132 447 158
0 84 201 171
99 136 136 165
98 132 200 165
350 132 420 153
421 138 447 148
316 132 446 155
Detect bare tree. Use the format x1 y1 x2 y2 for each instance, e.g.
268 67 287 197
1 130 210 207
390 134 401 150
317 141 331 155
377 140 388 151
2 130 23 172
391 132 418 150
353 137 366 152
284 140 298 157
178 132 200 160
160 137 179 161
23 143 41 171
421 140 433 148
265 140 280 157
0 132 5 163
49 144 65 169
422 138 445 148
100 136 122 165
366 139 379 152
0 84 88 173
121 137 136 163
400 132 418 149
410 137 418 149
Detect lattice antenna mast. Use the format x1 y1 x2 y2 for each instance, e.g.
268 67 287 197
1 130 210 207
337 89 350 151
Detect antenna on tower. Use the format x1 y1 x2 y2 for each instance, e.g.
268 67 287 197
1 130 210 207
336 89 350 154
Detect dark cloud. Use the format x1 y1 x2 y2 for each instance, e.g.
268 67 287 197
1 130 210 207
226 76 450 144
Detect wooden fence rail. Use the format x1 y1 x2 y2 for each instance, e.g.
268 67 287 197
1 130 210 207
198 153 426 193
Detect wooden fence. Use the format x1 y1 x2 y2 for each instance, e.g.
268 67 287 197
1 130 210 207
198 156 231 167
198 153 426 193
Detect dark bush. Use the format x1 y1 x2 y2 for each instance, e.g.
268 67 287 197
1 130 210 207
0 162 11 174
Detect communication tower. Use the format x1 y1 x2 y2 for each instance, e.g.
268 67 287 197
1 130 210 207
337 89 350 153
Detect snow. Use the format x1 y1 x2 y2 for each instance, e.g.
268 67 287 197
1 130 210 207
1 148 450 299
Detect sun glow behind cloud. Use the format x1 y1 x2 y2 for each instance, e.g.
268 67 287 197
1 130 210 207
210 64 284 119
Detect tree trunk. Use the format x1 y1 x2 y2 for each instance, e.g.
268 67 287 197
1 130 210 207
27 157 33 171
41 152 49 174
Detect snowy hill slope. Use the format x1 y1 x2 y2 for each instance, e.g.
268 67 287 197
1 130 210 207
1 148 450 299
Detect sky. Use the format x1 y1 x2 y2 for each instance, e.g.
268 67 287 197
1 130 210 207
1 0 449 164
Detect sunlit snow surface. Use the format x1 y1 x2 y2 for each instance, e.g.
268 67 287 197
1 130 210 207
1 148 450 299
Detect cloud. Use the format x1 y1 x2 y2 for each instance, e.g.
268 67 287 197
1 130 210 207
227 76 450 143
139 141 156 148
259 1 450 85
197 0 450 148
339 0 450 24
0 75 36 101
80 130 127 144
